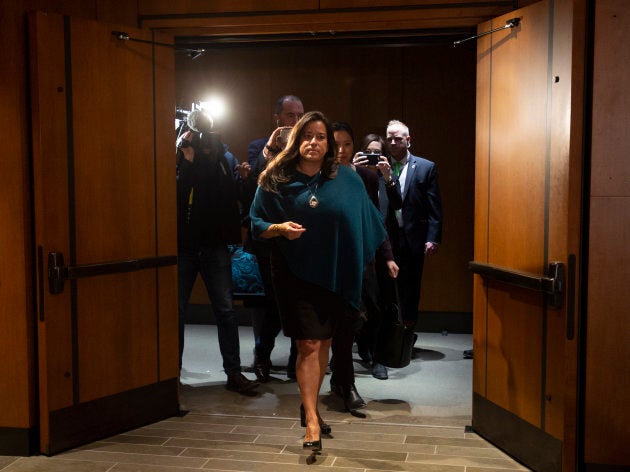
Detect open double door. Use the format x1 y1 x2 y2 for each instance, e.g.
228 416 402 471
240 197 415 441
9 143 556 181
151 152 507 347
29 2 624 469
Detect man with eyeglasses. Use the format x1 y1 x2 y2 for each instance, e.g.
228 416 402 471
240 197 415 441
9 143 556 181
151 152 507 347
376 119 443 377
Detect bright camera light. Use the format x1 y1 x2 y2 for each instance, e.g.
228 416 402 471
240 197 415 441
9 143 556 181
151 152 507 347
199 97 227 120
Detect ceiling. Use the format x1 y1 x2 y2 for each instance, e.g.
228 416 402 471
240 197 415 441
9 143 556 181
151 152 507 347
137 0 537 47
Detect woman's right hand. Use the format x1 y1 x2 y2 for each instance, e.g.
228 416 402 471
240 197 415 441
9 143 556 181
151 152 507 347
265 221 306 239
377 156 392 179
352 152 368 166
278 221 306 240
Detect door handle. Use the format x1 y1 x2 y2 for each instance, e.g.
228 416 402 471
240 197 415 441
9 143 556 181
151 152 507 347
469 261 565 309
48 251 177 295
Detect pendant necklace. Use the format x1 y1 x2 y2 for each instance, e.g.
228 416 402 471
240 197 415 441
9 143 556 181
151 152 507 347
306 171 321 208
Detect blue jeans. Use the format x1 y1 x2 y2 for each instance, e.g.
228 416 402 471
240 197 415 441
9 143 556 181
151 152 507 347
178 245 241 376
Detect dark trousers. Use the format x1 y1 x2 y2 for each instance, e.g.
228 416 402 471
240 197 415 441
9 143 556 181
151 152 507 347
330 302 362 388
252 245 297 367
357 263 385 359
178 245 242 376
385 231 425 325
253 252 281 359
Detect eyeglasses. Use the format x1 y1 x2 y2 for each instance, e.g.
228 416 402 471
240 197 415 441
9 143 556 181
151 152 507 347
387 136 406 144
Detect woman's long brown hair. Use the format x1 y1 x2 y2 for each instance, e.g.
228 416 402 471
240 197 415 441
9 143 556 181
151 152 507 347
258 111 338 193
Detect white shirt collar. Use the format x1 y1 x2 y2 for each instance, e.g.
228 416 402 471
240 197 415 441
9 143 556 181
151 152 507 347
393 152 410 166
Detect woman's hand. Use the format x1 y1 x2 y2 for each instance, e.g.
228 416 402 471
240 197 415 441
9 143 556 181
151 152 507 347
352 152 368 166
424 241 439 256
376 156 392 180
236 161 251 179
264 221 306 240
386 259 399 278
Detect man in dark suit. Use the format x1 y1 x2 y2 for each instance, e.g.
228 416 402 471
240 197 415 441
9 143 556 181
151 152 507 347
246 95 304 166
376 119 443 378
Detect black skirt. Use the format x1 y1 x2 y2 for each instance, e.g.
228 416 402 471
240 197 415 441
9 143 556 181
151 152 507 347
270 249 352 340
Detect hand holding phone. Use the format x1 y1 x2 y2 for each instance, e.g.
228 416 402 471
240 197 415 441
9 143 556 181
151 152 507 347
359 152 380 166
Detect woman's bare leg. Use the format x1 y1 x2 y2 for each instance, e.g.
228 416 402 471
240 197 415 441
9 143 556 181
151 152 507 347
296 338 330 442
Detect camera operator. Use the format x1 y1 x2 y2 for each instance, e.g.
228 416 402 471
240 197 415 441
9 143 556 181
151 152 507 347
176 110 259 394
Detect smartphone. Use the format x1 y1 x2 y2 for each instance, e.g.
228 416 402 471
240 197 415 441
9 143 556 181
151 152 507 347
361 152 380 166
279 128 291 145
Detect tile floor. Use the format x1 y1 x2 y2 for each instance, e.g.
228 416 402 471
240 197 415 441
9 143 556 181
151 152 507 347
0 326 530 471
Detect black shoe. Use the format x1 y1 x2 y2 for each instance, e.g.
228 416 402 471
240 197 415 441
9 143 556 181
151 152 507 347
330 380 366 411
344 384 367 411
300 404 331 435
303 433 322 451
463 349 473 359
226 373 259 393
372 362 388 380
253 357 271 383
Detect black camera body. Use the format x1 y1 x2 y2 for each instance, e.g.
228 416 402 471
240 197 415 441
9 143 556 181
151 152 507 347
178 131 214 152
360 152 380 166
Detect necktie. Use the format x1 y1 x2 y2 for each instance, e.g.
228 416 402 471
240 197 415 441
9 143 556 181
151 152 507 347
393 161 402 176
392 161 404 227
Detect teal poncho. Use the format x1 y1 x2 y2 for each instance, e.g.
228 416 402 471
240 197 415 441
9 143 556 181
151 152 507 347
250 165 386 310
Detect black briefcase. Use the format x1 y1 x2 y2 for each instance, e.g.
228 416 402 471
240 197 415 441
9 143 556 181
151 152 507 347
375 282 416 368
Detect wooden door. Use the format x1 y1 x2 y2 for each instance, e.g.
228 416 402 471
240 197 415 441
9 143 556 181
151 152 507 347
29 11 179 455
471 1 581 470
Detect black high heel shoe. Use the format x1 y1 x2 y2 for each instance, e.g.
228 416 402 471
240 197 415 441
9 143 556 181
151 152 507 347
303 433 322 451
300 404 331 435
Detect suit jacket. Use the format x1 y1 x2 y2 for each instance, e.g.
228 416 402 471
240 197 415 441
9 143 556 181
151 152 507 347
247 137 267 166
381 153 442 255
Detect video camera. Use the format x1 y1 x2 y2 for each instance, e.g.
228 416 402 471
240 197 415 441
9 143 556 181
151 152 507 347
175 108 220 158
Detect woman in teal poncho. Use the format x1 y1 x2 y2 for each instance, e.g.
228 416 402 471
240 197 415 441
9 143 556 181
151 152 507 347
250 111 386 452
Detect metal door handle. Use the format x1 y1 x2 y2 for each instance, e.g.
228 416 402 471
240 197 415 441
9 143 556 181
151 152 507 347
48 251 177 295
469 261 564 309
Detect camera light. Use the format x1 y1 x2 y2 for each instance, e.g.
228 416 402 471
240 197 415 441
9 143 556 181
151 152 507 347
199 97 227 120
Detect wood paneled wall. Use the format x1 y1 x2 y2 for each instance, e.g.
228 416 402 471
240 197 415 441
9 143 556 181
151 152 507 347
0 0 34 435
584 0 630 465
176 40 476 313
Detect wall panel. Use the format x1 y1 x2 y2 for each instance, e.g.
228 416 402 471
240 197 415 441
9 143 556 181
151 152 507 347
0 0 34 433
583 0 630 465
